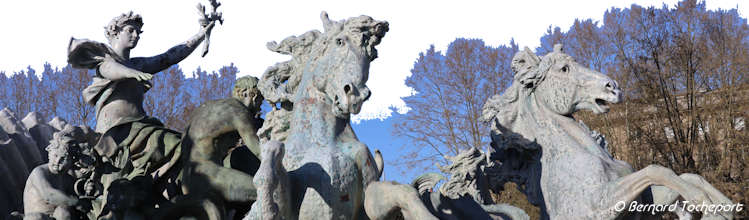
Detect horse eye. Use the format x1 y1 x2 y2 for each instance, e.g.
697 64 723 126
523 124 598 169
336 38 344 46
561 65 569 73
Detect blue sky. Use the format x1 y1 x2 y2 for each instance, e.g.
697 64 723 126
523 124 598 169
351 115 417 183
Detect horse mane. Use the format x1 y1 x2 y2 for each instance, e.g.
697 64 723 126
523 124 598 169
257 12 388 143
479 45 566 211
438 147 496 204
339 15 389 61
259 30 319 105
258 12 389 106
480 45 562 133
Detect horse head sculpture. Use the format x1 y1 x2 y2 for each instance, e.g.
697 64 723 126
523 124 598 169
261 12 384 119
482 45 734 219
527 44 622 115
249 12 390 220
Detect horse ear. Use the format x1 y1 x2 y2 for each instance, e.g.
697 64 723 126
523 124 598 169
511 47 539 74
321 11 332 31
320 11 341 33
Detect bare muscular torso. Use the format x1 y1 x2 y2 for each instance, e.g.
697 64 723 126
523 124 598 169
186 98 259 162
23 166 75 214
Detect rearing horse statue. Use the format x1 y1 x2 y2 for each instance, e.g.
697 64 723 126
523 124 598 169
481 45 734 220
245 12 434 220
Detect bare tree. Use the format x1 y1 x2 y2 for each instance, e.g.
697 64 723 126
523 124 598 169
58 66 95 127
394 39 517 170
561 1 749 215
9 67 41 117
144 65 191 131
142 64 238 132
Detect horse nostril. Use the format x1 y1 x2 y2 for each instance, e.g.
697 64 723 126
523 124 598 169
343 84 351 94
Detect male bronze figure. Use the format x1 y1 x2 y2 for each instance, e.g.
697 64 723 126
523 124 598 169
22 126 92 220
179 76 264 218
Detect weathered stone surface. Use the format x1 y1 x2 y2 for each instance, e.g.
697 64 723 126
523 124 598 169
364 181 437 220
23 112 57 163
1 110 105 219
23 126 91 220
246 11 404 220
437 147 494 204
47 117 69 132
0 153 24 220
0 111 32 187
178 75 264 218
411 147 529 220
0 109 43 169
0 109 46 218
0 137 30 191
65 7 221 219
481 45 735 219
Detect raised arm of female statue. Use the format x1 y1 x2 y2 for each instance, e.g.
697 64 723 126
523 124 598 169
97 57 153 82
132 20 216 74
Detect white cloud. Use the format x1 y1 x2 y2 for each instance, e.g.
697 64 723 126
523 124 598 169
1 0 745 122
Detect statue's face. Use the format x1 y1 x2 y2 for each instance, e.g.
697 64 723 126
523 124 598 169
48 145 72 174
237 88 263 112
248 92 264 112
114 24 141 49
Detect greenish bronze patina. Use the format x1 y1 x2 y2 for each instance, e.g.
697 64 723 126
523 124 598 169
67 8 220 219
178 76 264 218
